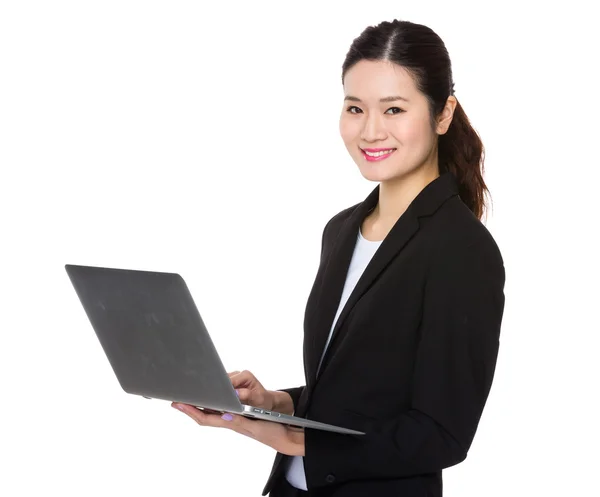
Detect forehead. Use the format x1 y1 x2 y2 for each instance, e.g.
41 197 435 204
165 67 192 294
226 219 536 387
343 60 419 100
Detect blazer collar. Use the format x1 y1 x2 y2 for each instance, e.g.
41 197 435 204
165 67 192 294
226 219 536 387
309 172 459 383
351 170 459 227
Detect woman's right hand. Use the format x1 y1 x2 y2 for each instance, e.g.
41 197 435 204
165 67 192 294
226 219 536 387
227 370 294 415
228 370 274 410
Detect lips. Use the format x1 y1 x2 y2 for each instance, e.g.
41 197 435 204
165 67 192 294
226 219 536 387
361 148 396 153
360 147 397 162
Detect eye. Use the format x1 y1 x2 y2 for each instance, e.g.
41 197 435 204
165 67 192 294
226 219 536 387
345 106 405 115
385 107 405 115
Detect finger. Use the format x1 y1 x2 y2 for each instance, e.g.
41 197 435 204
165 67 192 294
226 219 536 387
172 403 208 425
235 388 251 402
172 403 226 427
201 408 223 415
172 403 245 431
236 387 266 408
229 371 253 388
230 370 257 388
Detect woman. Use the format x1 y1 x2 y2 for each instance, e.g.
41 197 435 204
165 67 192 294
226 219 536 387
172 19 505 497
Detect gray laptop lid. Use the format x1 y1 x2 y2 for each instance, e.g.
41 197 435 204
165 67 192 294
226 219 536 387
65 264 243 413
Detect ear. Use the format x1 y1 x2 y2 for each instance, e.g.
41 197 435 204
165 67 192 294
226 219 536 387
436 96 457 135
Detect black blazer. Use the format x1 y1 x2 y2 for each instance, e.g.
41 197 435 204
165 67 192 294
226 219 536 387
263 172 506 497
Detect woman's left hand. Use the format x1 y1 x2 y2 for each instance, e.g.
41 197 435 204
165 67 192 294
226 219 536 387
171 402 305 456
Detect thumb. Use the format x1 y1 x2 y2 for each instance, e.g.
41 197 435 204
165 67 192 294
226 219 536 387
235 388 251 403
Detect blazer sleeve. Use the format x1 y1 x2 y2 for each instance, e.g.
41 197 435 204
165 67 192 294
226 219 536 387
303 233 506 486
277 386 304 414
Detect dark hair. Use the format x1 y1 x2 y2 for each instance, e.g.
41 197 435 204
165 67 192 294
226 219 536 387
341 20 490 221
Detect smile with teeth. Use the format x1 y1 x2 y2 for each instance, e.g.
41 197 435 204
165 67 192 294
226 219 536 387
362 148 396 157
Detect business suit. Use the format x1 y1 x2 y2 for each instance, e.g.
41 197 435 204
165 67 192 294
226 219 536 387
264 171 506 497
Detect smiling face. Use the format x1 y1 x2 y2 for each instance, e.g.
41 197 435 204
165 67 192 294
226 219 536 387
339 59 444 184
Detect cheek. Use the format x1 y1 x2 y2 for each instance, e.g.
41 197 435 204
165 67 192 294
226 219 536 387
339 118 359 144
391 117 434 149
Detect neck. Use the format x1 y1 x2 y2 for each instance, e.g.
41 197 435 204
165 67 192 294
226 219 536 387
373 162 440 223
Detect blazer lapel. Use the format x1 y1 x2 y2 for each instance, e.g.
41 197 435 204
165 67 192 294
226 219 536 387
306 186 379 383
309 172 459 383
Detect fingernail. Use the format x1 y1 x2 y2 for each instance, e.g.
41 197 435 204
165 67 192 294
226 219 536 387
221 413 233 421
172 404 184 412
235 389 239 397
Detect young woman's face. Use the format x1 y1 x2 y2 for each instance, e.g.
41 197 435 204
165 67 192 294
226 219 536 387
339 60 440 183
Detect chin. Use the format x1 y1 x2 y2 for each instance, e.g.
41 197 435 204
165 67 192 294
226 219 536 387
356 163 402 183
358 171 389 182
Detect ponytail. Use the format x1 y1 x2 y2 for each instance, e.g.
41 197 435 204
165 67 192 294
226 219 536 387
438 100 490 221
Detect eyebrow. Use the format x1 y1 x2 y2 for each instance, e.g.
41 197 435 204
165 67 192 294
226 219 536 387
344 95 409 103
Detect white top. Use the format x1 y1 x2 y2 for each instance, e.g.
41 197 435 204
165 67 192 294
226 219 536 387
285 227 383 490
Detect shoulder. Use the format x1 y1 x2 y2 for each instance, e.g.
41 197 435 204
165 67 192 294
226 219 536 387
426 195 505 280
321 202 360 240
320 193 504 273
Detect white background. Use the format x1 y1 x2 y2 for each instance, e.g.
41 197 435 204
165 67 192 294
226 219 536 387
1 1 598 495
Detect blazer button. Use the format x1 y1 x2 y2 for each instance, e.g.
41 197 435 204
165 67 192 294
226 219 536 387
325 474 336 483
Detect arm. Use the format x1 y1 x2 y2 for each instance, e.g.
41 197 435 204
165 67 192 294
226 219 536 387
303 234 506 485
274 387 305 415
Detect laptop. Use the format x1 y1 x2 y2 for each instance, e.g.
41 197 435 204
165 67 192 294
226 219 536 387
65 264 364 435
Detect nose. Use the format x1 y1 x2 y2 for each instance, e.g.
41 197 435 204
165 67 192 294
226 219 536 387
360 113 387 142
